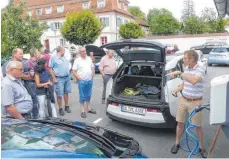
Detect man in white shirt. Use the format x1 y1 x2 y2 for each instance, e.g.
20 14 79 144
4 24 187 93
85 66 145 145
72 47 96 118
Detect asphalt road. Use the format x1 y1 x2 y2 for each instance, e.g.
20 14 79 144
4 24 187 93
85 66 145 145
60 63 229 158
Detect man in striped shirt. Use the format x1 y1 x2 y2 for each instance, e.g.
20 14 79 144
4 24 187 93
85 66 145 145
170 50 207 158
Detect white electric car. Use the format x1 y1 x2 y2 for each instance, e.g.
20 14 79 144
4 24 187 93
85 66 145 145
92 39 196 128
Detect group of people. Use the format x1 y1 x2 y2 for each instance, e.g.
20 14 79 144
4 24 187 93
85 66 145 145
1 46 117 120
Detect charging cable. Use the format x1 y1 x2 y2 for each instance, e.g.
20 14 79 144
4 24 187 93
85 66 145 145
179 104 210 158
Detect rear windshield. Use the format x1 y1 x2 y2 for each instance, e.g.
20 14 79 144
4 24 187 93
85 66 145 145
211 48 229 53
1 119 105 157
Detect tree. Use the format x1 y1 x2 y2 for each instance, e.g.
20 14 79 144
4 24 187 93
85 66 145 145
200 7 226 33
129 6 146 20
147 8 180 35
181 0 195 21
201 7 217 21
61 10 102 46
1 1 48 57
183 16 209 34
119 22 145 39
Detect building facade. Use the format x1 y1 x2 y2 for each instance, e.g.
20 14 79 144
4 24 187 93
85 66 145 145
17 0 133 51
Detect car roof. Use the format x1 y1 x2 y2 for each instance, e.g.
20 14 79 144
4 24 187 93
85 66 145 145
212 45 229 48
105 39 166 48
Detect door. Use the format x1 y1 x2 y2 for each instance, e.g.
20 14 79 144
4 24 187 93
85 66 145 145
166 59 184 117
44 39 50 51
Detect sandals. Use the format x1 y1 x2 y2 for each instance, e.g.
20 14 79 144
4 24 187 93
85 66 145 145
88 109 96 114
81 112 86 118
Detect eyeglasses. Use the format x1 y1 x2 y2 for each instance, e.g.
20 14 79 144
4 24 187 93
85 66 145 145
13 68 23 71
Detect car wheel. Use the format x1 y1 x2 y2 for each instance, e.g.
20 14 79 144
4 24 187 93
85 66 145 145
208 63 212 66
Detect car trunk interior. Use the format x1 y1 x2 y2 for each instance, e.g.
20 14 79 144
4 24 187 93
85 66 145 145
113 64 162 103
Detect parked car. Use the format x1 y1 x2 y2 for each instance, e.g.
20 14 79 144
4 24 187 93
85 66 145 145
89 39 187 129
165 44 174 55
1 117 146 158
171 50 208 73
190 41 228 54
208 46 229 66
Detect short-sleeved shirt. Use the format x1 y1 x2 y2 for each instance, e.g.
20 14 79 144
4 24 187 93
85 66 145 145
1 75 33 116
35 70 50 95
182 64 205 98
49 54 70 77
72 56 94 81
24 58 37 72
99 55 117 75
42 54 51 70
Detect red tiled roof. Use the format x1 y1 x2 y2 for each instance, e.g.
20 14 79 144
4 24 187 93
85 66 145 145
18 0 132 20
133 17 149 27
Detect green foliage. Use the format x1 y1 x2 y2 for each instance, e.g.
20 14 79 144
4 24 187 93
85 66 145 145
119 22 145 39
129 6 146 20
183 16 209 34
61 10 102 46
147 8 180 35
200 7 226 33
1 1 48 57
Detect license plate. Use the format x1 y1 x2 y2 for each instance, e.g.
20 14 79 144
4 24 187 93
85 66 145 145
121 105 146 115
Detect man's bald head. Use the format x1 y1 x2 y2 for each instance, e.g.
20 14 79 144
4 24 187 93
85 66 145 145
79 47 87 58
107 50 114 58
12 48 24 61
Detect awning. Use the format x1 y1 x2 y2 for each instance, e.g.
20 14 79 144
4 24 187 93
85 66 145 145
214 0 229 17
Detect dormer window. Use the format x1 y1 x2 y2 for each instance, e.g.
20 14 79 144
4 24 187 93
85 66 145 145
82 2 90 9
97 0 105 8
57 5 64 13
45 7 52 14
117 0 121 9
36 8 42 15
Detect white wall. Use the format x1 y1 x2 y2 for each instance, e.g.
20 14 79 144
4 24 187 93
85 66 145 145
150 35 229 51
40 11 133 50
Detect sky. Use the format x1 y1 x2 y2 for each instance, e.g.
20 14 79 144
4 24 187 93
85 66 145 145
129 0 216 20
1 0 217 20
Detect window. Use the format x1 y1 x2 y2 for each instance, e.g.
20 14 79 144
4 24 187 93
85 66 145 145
45 7 52 14
60 39 66 46
36 8 42 15
117 0 121 9
101 36 107 45
97 0 105 8
100 17 109 27
27 11 32 16
117 17 123 26
124 3 128 11
53 22 62 30
82 2 90 9
57 5 64 13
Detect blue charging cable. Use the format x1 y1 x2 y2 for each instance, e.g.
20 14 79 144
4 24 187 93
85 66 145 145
179 105 210 158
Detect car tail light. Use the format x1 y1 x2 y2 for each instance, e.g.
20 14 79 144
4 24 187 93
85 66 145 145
147 108 161 113
111 102 120 107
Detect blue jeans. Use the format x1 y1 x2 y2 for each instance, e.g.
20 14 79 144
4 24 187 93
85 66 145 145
78 80 93 104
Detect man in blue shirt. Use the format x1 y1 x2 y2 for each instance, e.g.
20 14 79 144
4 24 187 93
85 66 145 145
48 46 71 116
